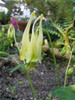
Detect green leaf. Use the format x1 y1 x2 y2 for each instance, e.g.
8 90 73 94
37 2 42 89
67 67 74 76
72 76 75 84
9 86 14 93
61 46 67 56
51 86 75 100
10 64 25 73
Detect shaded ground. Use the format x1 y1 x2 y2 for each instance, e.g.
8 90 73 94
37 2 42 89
0 57 73 100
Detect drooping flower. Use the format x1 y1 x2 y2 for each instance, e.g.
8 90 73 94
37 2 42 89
20 13 35 61
26 14 43 63
20 13 43 63
7 24 16 46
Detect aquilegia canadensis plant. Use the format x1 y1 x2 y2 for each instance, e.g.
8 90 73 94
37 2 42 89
0 13 44 100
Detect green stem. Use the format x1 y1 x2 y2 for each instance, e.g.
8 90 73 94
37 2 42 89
14 33 20 51
43 28 60 87
0 51 37 99
64 48 73 87
0 51 19 64
10 82 20 100
10 94 13 100
23 62 38 100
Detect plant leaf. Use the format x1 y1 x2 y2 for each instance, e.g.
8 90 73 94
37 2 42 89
9 86 14 93
51 86 75 100
72 76 75 84
10 64 25 73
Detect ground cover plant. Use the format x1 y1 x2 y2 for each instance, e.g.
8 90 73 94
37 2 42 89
0 11 75 100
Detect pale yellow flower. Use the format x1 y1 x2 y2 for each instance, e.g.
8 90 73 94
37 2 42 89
20 13 43 63
7 24 15 46
20 13 35 60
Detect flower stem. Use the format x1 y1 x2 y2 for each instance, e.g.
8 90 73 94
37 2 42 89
64 48 73 87
43 29 60 87
0 51 19 64
23 63 38 100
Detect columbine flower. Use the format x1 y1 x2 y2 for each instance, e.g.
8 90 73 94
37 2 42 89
7 24 16 46
20 13 43 63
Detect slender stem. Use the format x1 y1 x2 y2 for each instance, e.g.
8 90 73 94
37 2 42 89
43 29 60 87
0 51 19 64
65 24 73 38
23 62 38 100
10 82 20 100
14 32 20 51
10 94 13 100
64 48 73 87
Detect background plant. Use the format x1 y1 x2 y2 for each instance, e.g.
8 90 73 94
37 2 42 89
9 81 22 100
0 25 10 56
22 0 74 22
0 24 19 57
47 45 75 100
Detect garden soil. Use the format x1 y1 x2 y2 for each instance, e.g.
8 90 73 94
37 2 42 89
0 57 73 100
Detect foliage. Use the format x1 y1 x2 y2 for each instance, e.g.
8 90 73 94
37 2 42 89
0 13 44 100
47 47 75 100
0 12 10 24
0 13 60 100
23 0 74 22
0 26 10 51
5 1 17 15
0 24 18 57
15 30 23 42
42 21 59 41
51 76 75 100
51 86 75 100
67 67 75 76
10 64 25 73
0 1 18 24
0 11 75 100
9 81 22 100
48 18 75 55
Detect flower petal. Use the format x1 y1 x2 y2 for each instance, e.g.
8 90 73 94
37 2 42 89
20 13 35 61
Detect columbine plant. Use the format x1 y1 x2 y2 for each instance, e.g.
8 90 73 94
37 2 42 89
0 13 43 100
9 81 22 100
7 24 16 47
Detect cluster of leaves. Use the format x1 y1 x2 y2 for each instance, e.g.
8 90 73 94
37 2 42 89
0 12 10 24
0 27 10 56
0 1 17 24
68 29 75 41
0 25 19 57
46 45 75 100
35 20 59 41
5 1 17 15
0 27 9 51
50 76 75 100
23 0 74 22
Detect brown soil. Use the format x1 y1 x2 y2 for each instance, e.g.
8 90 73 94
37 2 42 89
0 57 73 100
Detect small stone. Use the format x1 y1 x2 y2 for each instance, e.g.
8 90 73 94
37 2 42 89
41 72 44 75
